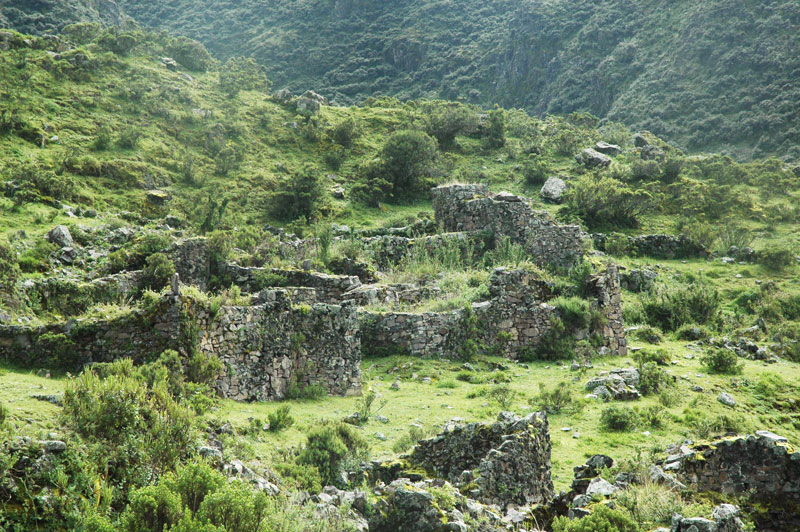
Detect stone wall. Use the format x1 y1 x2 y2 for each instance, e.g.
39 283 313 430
197 291 362 401
671 432 800 501
0 291 362 401
224 265 361 302
360 265 626 359
170 238 211 290
362 231 490 269
592 232 708 259
411 411 554 506
431 184 584 269
20 271 143 317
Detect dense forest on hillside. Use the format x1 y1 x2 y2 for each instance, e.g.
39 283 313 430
2 0 800 159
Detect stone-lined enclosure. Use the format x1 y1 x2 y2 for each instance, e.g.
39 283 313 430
0 184 627 400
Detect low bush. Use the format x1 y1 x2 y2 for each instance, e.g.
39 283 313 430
637 362 672 396
488 384 517 410
267 405 295 432
175 461 225 514
600 405 639 431
758 244 796 272
563 174 651 230
630 325 664 344
269 165 325 222
552 503 640 532
392 424 438 454
674 324 711 341
522 157 550 186
530 382 574 414
197 481 270 532
640 280 719 332
274 462 323 494
700 348 743 374
298 423 368 487
141 252 175 290
120 481 183 532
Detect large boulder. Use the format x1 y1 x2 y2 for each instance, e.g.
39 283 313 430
297 97 321 114
302 90 329 105
47 225 73 248
633 133 649 147
540 177 567 204
595 141 622 156
641 144 666 162
576 148 611 168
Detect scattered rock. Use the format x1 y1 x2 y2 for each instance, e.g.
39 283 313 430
595 141 622 156
540 176 567 203
717 392 736 407
47 225 73 248
633 133 649 147
585 477 618 497
42 440 66 453
576 148 612 168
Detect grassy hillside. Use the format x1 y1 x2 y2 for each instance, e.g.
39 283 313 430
65 0 800 160
1 26 800 532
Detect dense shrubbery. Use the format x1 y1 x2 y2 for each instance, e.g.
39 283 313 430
422 101 478 149
298 423 368 487
563 175 651 229
353 129 438 205
269 166 325 221
553 503 640 532
219 56 271 97
639 280 720 332
600 405 640 432
700 348 744 375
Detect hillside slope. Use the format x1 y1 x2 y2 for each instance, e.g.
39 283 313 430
110 0 800 159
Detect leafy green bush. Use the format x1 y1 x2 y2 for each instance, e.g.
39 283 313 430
758 244 796 272
483 107 506 149
522 157 550 186
18 240 56 273
121 482 183 532
269 165 325 221
168 36 215 72
219 56 271 97
274 462 323 494
197 481 269 532
640 281 719 331
423 101 477 149
329 117 361 148
117 126 142 149
600 405 639 431
530 382 574 414
563 175 651 230
175 461 225 514
488 384 517 410
629 325 664 344
267 405 295 432
392 424 438 454
674 324 711 341
63 366 195 494
142 252 176 290
298 423 368 487
700 348 743 375
354 129 439 205
553 503 640 532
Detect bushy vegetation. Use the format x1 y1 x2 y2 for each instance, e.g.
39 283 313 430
700 349 744 375
553 503 640 532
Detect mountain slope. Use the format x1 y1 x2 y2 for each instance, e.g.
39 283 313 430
105 0 800 160
0 0 129 34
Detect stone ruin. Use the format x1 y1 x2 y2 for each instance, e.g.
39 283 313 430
0 184 629 400
432 184 584 269
361 264 627 359
409 411 554 507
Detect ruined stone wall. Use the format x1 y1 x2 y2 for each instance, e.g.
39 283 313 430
360 266 626 359
341 283 440 307
224 265 361 302
197 291 362 401
411 412 554 506
170 238 211 290
0 292 362 401
431 184 584 269
672 432 800 503
0 295 181 368
20 271 144 317
362 231 490 269
592 233 708 259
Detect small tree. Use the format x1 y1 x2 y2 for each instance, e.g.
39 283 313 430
270 165 325 221
484 106 506 149
379 129 439 202
423 102 477 150
219 57 271 97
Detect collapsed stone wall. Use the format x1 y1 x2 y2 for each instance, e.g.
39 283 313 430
671 432 800 501
20 271 143 317
592 232 708 259
669 431 800 532
224 265 361 303
170 238 211 290
362 231 490 269
431 184 584 269
360 265 626 359
0 291 362 401
410 412 554 506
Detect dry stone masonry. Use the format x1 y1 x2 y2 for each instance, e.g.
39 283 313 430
410 411 554 506
431 184 584 269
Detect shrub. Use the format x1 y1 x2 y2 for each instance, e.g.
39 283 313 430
18 240 56 273
488 384 517 410
355 129 438 204
0 239 20 295
600 405 639 431
142 252 176 290
616 481 684 528
563 175 651 230
631 159 661 181
552 503 640 532
630 325 664 344
531 382 574 414
267 405 295 432
62 367 194 493
423 101 478 149
640 281 719 331
329 117 361 148
674 324 710 341
553 296 592 330
483 106 506 149
197 481 269 532
274 462 323 494
270 165 325 221
700 348 743 375
175 461 225 514
117 126 141 149
759 244 796 272
168 36 214 72
219 56 271 97
298 423 367 487
121 481 183 532
392 424 438 454
522 157 550 186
